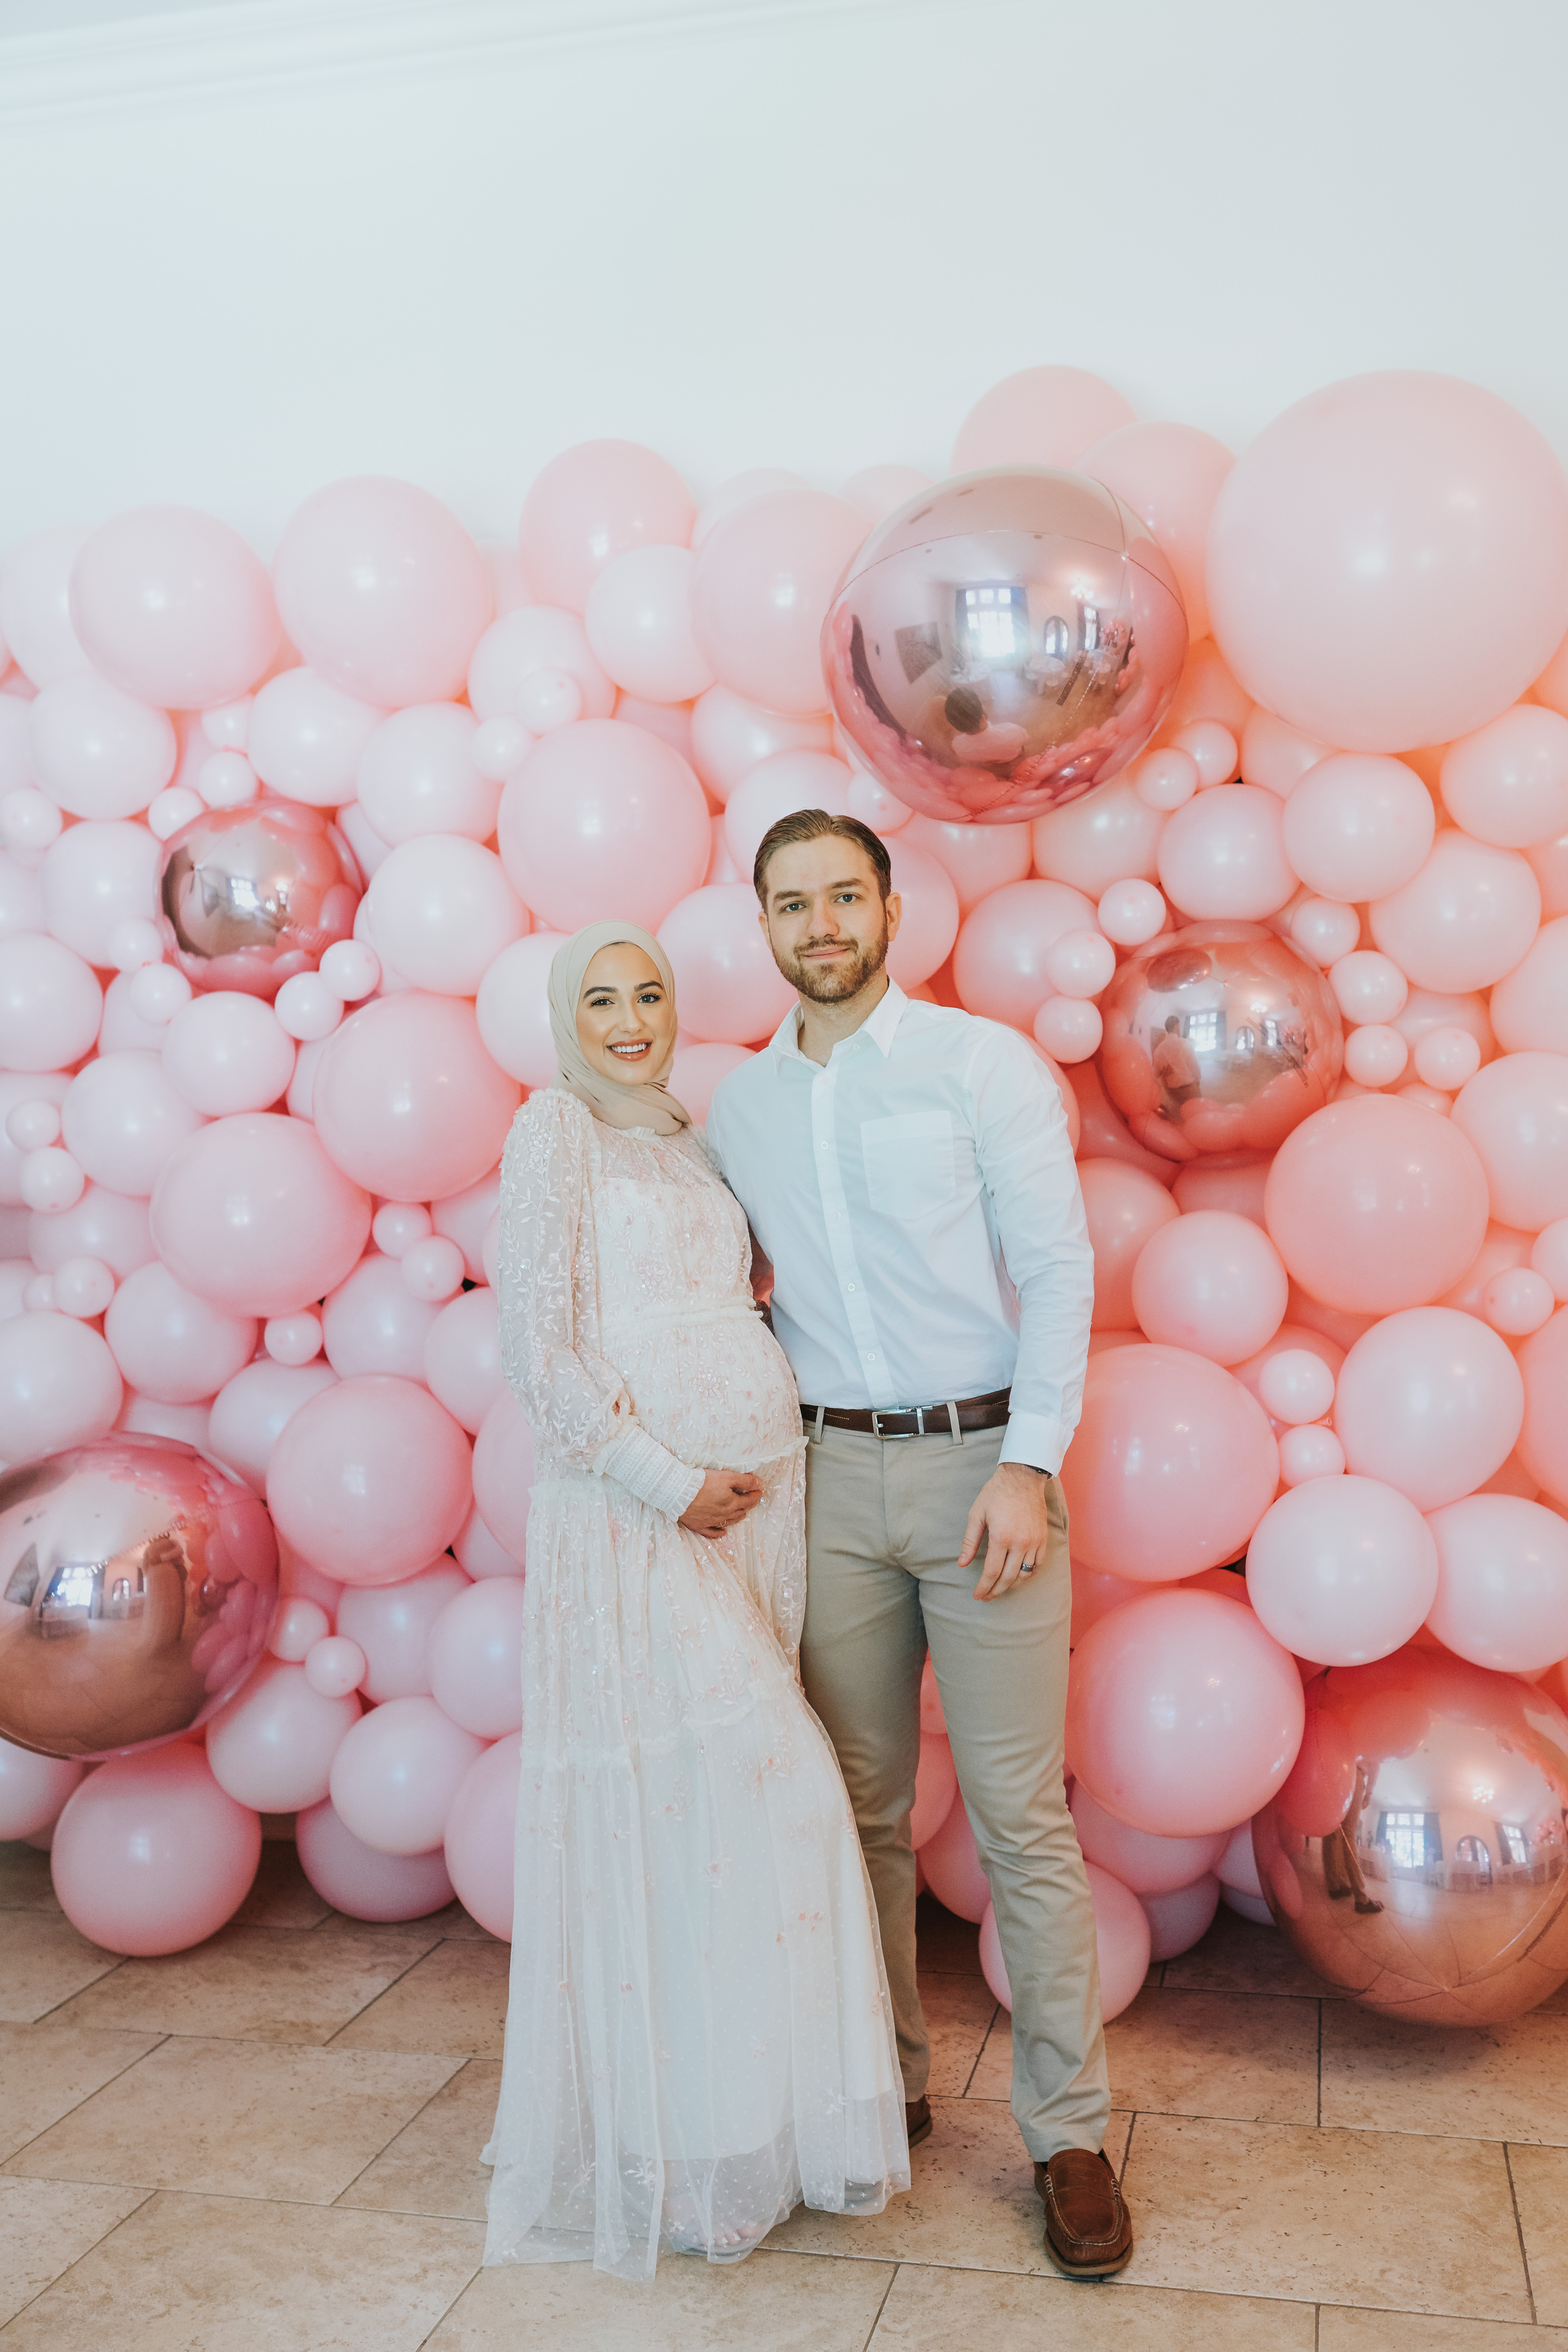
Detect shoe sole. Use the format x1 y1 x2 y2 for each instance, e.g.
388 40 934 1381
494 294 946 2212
1042 2236 1133 2281
907 2112 933 2149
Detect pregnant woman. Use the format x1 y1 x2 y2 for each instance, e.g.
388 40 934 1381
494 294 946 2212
482 920 907 2281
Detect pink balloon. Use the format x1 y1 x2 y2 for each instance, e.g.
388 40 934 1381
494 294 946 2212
356 704 502 846
442 1732 519 1938
953 879 1099 1029
1095 878 1168 949
1068 1778 1226 1895
429 1169 501 1284
1156 784 1296 920
1483 1266 1556 1337
0 932 102 1072
1257 1348 1337 1426
151 1112 371 1317
1130 1210 1289 1366
162 992 295 1116
1289 897 1361 966
1171 1158 1270 1226
1333 1306 1523 1509
1370 831 1541 993
723 749 854 879
1282 755 1435 902
470 1388 535 1560
337 1560 470 1701
312 993 520 1202
1530 830 1568 920
245 668 387 807
1171 720 1238 787
51 1745 261 1956
104 1261 255 1405
900 813 1032 915
1079 420 1234 643
328 1692 485 1855
70 505 280 709
583 544 714 703
1250 1473 1441 1671
61 1050 204 1195
1077 1157 1181 1328
321 1251 439 1380
421 1285 503 1436
1519 1308 1568 1508
615 694 695 763
1033 997 1101 1064
1531 1221 1568 1302
364 837 524 997
1441 707 1568 849
1141 1873 1221 1961
206 1657 361 1811
0 525 90 687
475 930 571 1087
27 1182 153 1278
980 1866 1151 2024
273 476 493 708
909 1729 958 1849
688 685 832 804
1491 917 1568 1056
0 1733 83 1840
840 465 933 522
428 1577 527 1737
41 820 161 967
1426 1494 1568 1673
1069 1558 1143 1646
268 1374 471 1588
268 1595 330 1661
1411 1025 1482 1089
1159 640 1255 743
1065 1589 1304 1837
1393 985 1496 1064
1033 773 1166 897
1277 1422 1347 1486
1263 1096 1490 1314
950 366 1135 472
1060 1344 1279 1581
1131 746 1199 811
666 1040 755 1123
1342 1024 1409 1089
918 1790 990 1923
0 1310 123 1464
1044 929 1116 999
295 1794 454 1922
690 491 867 714
658 882 794 1045
497 720 709 933
466 606 614 728
519 440 694 612
883 836 960 991
1452 1051 1568 1231
1206 371 1568 750
207 1358 338 1493
29 674 177 819
305 1634 366 1699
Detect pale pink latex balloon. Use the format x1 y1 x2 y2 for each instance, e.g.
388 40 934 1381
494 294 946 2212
615 696 694 765
1033 998 1101 1063
882 815 1027 917
497 720 709 933
205 1657 360 1812
1068 1777 1226 1895
162 992 295 1116
427 1577 527 1738
274 974 342 1044
1130 1210 1289 1365
319 939 381 1004
1060 1343 1279 1581
1538 626 1568 718
1440 1218 1533 1320
1096 878 1167 947
52 1256 117 1319
1159 640 1255 742
1077 1157 1181 1328
1240 711 1331 800
1263 1096 1490 1313
1370 831 1541 993
268 1595 330 1661
296 1794 454 1922
70 505 280 709
839 465 933 523
1519 1309 1568 1507
1206 371 1568 750
52 1748 260 1956
1278 1424 1347 1485
475 930 571 1088
1491 917 1568 1056
1452 1052 1568 1231
909 1730 958 1847
337 1560 469 1702
304 1635 366 1700
978 1867 1149 2024
20 1145 85 1213
41 819 161 967
1156 784 1295 920
1034 772 1166 895
1141 1873 1221 1960
1281 755 1435 902
1392 985 1495 1063
320 1251 438 1380
918 1790 990 1922
104 1261 255 1404
953 879 1098 1029
1484 1267 1556 1337
1531 831 1568 918
27 1182 153 1278
152 1112 370 1317
1531 1221 1568 1301
691 491 867 714
1427 1494 1568 1672
1131 746 1198 811
206 1358 338 1493
28 675 176 819
1078 420 1233 643
1342 1024 1409 1089
1258 1348 1337 1426
1170 720 1238 787
356 704 502 846
658 882 795 1045
452 1502 520 1581
665 1041 751 1123
583 544 714 704
268 1373 471 1588
723 749 854 879
0 1310 123 1463
0 525 90 686
951 366 1135 472
1247 1475 1440 1665
1171 1159 1270 1226
328 1692 484 1855
519 440 694 612
885 836 961 991
1289 898 1362 967
466 606 615 727
273 477 492 708
0 1735 83 1840
246 668 387 807
364 837 524 997
421 1285 503 1435
403 1236 464 1304
1043 928 1116 999
688 685 832 804
1413 1024 1483 1088
1334 1306 1523 1509
61 1050 204 1195
1441 707 1568 848
1065 1589 1304 1837
442 1732 519 1937
470 1387 535 1560
312 992 520 1202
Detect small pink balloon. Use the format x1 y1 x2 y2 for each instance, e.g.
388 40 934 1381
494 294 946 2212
583 543 714 703
1157 784 1296 921
497 720 709 934
1441 706 1568 849
466 606 614 728
0 1310 123 1464
519 439 695 612
70 504 279 710
273 476 492 708
1290 898 1362 967
128 963 190 1025
105 1261 256 1405
1278 1424 1347 1485
1069 1777 1226 1895
723 749 854 881
1132 746 1198 811
337 1560 470 1702
1032 997 1101 1064
1281 755 1435 903
321 1249 441 1379
264 1312 322 1367
246 669 386 807
51 1745 261 1956
658 882 796 1046
1333 1305 1523 1509
29 674 177 819
1452 1050 1568 1232
304 1634 367 1700
319 939 381 1003
328 1692 485 1855
357 703 502 846
1342 1024 1409 1088
206 1656 360 1812
1240 710 1331 799
401 1235 465 1302
5 1097 61 1152
442 1731 519 1938
1170 720 1238 787
152 1112 371 1318
59 1052 197 1202
918 1789 990 1922
41 818 161 967
51 1255 116 1319
267 1374 472 1588
273 973 342 1044
427 1577 527 1738
1078 418 1233 642
162 991 295 1117
1141 1873 1221 1961
1264 1096 1490 1314
20 1145 85 1213
1413 1024 1483 1089
1483 1266 1556 1337
1130 1210 1289 1366
471 715 533 782
0 1735 84 1841
1247 1475 1440 1666
1096 877 1167 947
370 1202 431 1258
312 992 520 1203
1371 830 1541 994
1043 928 1116 999
295 1793 453 1921
846 767 912 836
1531 1220 1568 1301
1258 1348 1336 1426
953 878 1099 1029
1034 772 1166 897
1427 1494 1568 1673
951 365 1135 472
0 932 103 1071
690 491 867 715
268 1595 330 1661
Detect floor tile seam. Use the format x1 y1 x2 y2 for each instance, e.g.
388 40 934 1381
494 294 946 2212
957 2007 1002 2099
0 2164 482 2208
409 2249 489 2351
860 2256 902 2346
1502 2141 1539 2326
21 1958 128 2023
0 2028 172 2170
0 2183 157 2331
328 2059 480 2207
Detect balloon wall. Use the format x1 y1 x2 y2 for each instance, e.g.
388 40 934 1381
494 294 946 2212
5 361 1568 2020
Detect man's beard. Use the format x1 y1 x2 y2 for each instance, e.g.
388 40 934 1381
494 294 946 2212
777 919 889 1004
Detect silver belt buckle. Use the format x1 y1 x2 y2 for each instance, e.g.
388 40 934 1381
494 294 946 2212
870 1406 923 1440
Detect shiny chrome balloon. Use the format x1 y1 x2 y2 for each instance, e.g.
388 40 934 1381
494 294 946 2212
158 800 361 998
822 467 1187 826
1254 1649 1568 2024
1097 922 1343 1162
0 1436 278 1760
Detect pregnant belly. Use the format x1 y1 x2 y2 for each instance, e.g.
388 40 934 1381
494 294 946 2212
609 1309 802 1471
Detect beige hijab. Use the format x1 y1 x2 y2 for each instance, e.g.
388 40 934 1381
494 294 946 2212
547 920 691 1135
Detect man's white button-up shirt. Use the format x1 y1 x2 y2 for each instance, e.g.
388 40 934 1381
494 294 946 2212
704 978 1094 1475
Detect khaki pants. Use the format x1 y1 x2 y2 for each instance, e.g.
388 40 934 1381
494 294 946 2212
801 1422 1110 2162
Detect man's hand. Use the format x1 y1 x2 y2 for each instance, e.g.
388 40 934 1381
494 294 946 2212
679 1470 765 1539
958 1462 1056 1601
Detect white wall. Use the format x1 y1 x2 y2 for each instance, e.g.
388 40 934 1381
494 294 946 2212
2 0 1565 552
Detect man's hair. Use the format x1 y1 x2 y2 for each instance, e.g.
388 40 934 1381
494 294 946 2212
753 807 893 905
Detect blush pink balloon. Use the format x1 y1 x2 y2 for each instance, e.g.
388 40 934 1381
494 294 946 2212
1171 1159 1271 1226
1095 878 1168 948
70 505 280 709
162 992 295 1117
337 1560 470 1701
885 837 960 991
497 720 709 933
29 674 176 819
328 1692 484 1855
1263 1096 1490 1314
1156 784 1296 920
1452 1052 1568 1232
1170 720 1238 787
427 1577 527 1738
1342 1025 1409 1089
1484 1267 1556 1337
1246 1475 1440 1665
421 1285 503 1436
475 930 571 1087
356 704 502 846
583 544 714 703
1278 1424 1347 1485
688 685 832 805
40 819 161 968
304 1635 366 1700
1491 917 1568 1057
1130 1209 1289 1365
151 1112 371 1318
668 1040 755 1122
0 524 90 686
1370 831 1541 993
51 1745 260 1956
104 1261 255 1405
442 1731 519 1938
1531 1221 1568 1302
658 883 795 1045
918 1789 990 1923
1441 707 1568 849
470 1388 535 1561
268 1596 330 1661
909 1730 958 1848
1412 1025 1483 1089
321 1252 438 1381
1068 1777 1227 1895
1141 1873 1221 1961
951 365 1135 472
978 1866 1149 2024
1334 1306 1524 1509
0 1735 83 1841
246 668 387 807
295 1794 454 1922
1282 755 1436 901
1131 746 1199 812
1076 1158 1181 1328
1079 420 1234 643
899 813 1033 915
953 879 1099 1029
1059 1343 1279 1581
273 476 493 708
312 993 520 1202
364 837 524 997
1034 998 1101 1064
61 1050 204 1195
205 1657 360 1812
466 606 615 727
1519 1309 1568 1508
1258 1348 1337 1426
268 1374 471 1588
1034 780 1164 906
723 749 854 878
206 1358 338 1493
691 491 867 715
1289 897 1361 967
1241 715 1331 801
1426 1494 1568 1673
519 440 695 612
1044 929 1116 998
0 934 101 1073
0 1310 123 1464
1065 1589 1304 1838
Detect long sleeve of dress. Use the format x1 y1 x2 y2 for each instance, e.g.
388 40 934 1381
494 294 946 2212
496 1093 704 1521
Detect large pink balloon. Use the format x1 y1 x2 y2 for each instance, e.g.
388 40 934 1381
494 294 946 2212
1059 1343 1279 1581
0 932 103 1072
1245 1476 1440 1666
1130 1209 1288 1365
951 366 1135 473
27 1182 153 1279
247 669 387 807
901 813 1032 914
273 477 493 708
328 1692 485 1855
1079 420 1233 643
690 491 867 714
321 1251 439 1381
1141 1873 1221 1962
1426 1494 1568 1673
1032 773 1165 897
475 930 571 1087
658 883 795 1045
1370 831 1541 993
583 543 713 703
953 878 1098 1029
1263 1096 1490 1314
151 1112 371 1317
105 1262 256 1405
978 1865 1149 2024
1491 917 1568 1056
1077 1157 1181 1329
337 1560 470 1700
1442 707 1568 850
470 1388 535 1561
884 836 961 992
466 605 614 727
428 1577 527 1738
312 993 520 1202
41 819 161 968
162 992 296 1117
205 1657 361 1812
0 524 89 687
267 1373 472 1586
688 685 832 804
723 749 854 879
295 1794 454 1922
29 675 177 819
357 704 502 846
206 1357 338 1493
518 440 695 613
1452 1052 1568 1232
364 836 525 996
497 720 709 933
70 505 279 709
61 1050 203 1196
1281 755 1436 902
1155 784 1296 920
0 1310 123 1465
1205 371 1568 750
422 1285 504 1435
1333 1306 1523 1509
442 1731 519 1938
1065 1589 1304 1837
1068 1778 1226 1895
1519 1308 1568 1508
51 1744 261 1956
0 1733 83 1840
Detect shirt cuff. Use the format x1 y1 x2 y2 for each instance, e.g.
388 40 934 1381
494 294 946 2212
999 1412 1065 1477
595 1428 706 1519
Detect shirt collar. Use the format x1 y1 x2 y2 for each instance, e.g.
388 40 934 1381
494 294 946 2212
768 977 910 1065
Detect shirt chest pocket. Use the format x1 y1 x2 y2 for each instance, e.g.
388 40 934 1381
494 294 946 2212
860 1110 961 1221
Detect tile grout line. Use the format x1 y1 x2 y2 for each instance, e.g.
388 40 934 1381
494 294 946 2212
1316 1997 1323 2127
0 2184 158 2329
330 2052 478 2208
318 1931 475 2048
861 2256 900 2348
25 1955 130 2023
1502 2141 1538 2325
0 2029 172 2171
959 2005 1001 2098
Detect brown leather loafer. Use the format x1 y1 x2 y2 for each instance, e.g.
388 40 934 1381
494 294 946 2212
1034 2148 1132 2279
906 2095 932 2149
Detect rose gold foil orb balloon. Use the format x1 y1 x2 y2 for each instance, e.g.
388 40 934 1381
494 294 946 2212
158 801 362 998
0 1436 278 1760
822 467 1187 825
1254 1650 1568 2024
1097 922 1343 1163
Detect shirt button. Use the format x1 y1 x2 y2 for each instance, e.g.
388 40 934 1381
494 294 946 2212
846 1283 856 1292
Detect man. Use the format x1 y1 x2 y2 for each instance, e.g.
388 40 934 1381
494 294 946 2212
705 807 1129 2280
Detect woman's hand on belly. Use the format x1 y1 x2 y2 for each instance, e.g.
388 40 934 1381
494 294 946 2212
679 1469 765 1539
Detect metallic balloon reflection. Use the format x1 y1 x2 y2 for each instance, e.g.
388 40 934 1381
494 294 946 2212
823 467 1187 826
1097 922 1343 1162
1254 1650 1568 2024
159 801 362 998
0 1437 279 1760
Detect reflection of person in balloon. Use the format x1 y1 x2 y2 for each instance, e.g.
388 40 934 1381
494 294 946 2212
705 811 1130 2281
1322 1764 1383 1914
1151 1015 1201 1104
483 919 906 2280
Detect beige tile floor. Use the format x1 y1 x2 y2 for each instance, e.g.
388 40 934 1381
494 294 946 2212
4 1840 1567 2348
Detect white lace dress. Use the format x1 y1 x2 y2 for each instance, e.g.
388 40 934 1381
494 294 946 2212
482 1090 906 2280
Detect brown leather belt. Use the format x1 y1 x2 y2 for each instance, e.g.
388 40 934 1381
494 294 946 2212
802 1388 1011 1441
